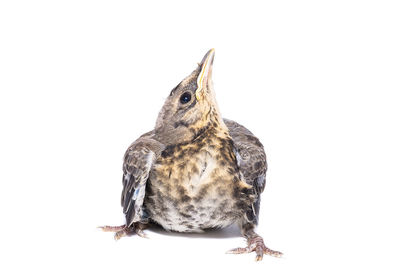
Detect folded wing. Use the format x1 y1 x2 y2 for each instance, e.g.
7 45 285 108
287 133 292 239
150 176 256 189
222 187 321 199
121 135 163 226
224 118 267 224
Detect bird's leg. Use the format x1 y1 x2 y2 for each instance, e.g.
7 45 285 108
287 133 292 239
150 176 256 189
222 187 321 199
227 221 282 261
98 222 148 240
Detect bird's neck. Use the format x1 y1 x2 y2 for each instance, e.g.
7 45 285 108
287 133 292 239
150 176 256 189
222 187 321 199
191 108 229 141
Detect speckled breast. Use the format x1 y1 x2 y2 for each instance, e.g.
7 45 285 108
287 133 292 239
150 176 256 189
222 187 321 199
144 136 253 232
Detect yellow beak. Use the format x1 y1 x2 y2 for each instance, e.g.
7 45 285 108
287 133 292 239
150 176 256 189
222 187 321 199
196 48 215 101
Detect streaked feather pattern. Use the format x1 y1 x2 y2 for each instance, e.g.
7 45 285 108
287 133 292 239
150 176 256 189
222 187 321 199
105 49 281 261
224 118 267 224
121 137 162 226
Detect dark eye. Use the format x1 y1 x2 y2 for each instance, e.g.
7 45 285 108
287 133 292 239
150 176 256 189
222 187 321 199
180 92 192 104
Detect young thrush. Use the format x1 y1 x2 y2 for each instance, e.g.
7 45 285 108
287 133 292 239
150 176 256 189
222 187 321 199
100 49 282 261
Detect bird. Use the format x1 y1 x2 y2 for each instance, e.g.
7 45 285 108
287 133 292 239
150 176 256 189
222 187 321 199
99 49 282 261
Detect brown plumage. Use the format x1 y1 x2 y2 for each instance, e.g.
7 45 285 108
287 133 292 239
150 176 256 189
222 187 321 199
100 49 282 261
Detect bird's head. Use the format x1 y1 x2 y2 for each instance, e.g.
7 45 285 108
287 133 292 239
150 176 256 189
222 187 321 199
155 49 227 145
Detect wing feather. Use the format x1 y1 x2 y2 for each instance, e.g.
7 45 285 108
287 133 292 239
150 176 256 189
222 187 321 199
224 118 267 224
120 135 163 227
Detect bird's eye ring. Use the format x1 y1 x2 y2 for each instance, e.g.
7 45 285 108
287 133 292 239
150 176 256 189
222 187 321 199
179 92 192 104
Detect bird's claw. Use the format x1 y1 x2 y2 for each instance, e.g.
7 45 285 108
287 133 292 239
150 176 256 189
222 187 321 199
98 223 148 240
98 225 126 232
135 228 148 238
226 236 282 261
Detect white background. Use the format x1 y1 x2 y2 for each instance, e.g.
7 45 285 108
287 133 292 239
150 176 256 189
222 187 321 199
1 1 399 266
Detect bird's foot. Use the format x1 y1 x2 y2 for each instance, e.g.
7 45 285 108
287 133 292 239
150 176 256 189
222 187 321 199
226 235 282 261
98 222 148 240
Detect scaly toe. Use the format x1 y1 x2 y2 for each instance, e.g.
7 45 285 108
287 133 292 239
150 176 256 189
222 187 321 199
226 247 251 254
135 229 148 238
114 230 127 240
227 235 282 261
255 245 264 261
98 225 126 232
100 223 149 240
255 254 263 261
264 247 283 258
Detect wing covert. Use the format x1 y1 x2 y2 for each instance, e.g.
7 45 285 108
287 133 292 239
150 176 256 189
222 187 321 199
224 119 267 193
120 135 164 227
224 118 267 224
